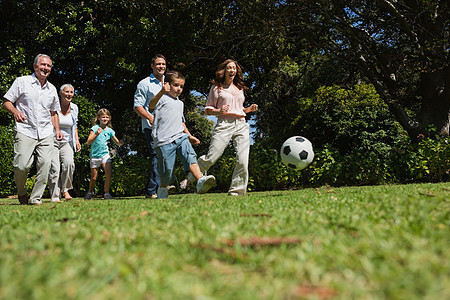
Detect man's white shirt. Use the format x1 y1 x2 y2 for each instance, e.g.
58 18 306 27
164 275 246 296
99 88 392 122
4 73 60 139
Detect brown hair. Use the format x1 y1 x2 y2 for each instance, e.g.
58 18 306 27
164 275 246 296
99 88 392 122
164 70 185 84
213 59 247 91
93 108 113 127
151 54 166 66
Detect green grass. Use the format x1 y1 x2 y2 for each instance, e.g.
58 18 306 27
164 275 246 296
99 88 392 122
1 183 449 300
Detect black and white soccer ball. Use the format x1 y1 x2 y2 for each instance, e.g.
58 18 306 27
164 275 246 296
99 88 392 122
280 136 314 170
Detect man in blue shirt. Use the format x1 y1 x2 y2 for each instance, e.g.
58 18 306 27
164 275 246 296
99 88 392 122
133 54 167 198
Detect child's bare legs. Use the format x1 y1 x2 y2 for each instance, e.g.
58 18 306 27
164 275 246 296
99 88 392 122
102 162 112 194
189 163 203 181
89 168 99 192
190 163 216 194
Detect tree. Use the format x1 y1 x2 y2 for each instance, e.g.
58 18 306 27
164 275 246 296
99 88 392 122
1 0 448 146
235 0 449 141
316 0 449 139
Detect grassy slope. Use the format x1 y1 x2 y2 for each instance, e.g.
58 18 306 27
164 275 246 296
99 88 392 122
0 182 449 299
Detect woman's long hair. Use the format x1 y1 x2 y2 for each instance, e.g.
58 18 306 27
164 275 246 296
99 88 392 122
213 59 248 91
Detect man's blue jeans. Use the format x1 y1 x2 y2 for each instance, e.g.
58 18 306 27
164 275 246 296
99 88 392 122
144 128 160 195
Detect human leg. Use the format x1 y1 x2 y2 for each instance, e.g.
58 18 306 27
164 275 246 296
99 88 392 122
102 161 112 195
13 132 36 204
189 162 216 194
177 137 216 194
154 143 177 199
181 121 233 188
48 143 62 201
89 167 98 192
197 120 234 172
30 134 54 203
228 121 250 195
59 142 75 199
144 128 160 196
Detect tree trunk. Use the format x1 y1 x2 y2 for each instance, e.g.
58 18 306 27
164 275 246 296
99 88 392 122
418 66 450 137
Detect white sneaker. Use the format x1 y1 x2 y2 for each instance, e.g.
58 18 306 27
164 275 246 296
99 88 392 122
180 172 197 190
228 191 245 196
180 179 189 190
196 175 216 194
84 191 94 200
157 187 168 199
104 193 114 199
167 185 176 194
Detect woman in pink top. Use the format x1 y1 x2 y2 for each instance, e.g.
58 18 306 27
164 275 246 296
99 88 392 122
183 59 258 195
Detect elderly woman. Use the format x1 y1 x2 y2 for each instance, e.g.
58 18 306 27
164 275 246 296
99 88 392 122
48 84 81 202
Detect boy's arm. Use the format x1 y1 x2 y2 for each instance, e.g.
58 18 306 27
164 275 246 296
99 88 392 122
183 123 200 145
149 82 170 110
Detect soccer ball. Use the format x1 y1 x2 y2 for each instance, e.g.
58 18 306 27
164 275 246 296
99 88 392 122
280 136 314 170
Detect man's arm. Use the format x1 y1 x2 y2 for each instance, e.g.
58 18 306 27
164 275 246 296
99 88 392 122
2 99 27 123
134 106 154 125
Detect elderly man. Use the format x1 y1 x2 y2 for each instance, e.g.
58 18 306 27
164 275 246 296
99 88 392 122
3 54 63 205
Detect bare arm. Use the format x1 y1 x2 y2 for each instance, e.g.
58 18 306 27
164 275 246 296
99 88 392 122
243 104 258 114
51 111 63 141
2 99 27 122
149 82 170 110
86 128 101 145
75 128 81 152
205 105 230 116
183 123 200 145
111 135 124 146
134 106 154 125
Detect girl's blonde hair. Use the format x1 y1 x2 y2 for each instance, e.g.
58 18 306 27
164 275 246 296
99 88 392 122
93 108 113 127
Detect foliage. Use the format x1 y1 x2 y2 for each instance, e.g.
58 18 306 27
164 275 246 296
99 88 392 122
392 136 450 183
241 0 450 139
293 84 408 155
248 143 303 191
0 183 449 299
1 0 449 194
307 146 395 187
0 119 15 197
110 155 151 196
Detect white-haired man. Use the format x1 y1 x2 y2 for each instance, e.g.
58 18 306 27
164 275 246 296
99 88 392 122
3 54 63 205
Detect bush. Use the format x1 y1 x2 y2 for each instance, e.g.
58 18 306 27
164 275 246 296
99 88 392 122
246 135 449 190
0 119 15 197
392 136 450 183
110 155 152 196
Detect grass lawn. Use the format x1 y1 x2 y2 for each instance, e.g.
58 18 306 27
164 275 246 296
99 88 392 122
0 182 449 299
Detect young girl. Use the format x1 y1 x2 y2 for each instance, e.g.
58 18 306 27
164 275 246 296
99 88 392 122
85 108 124 200
149 70 216 199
